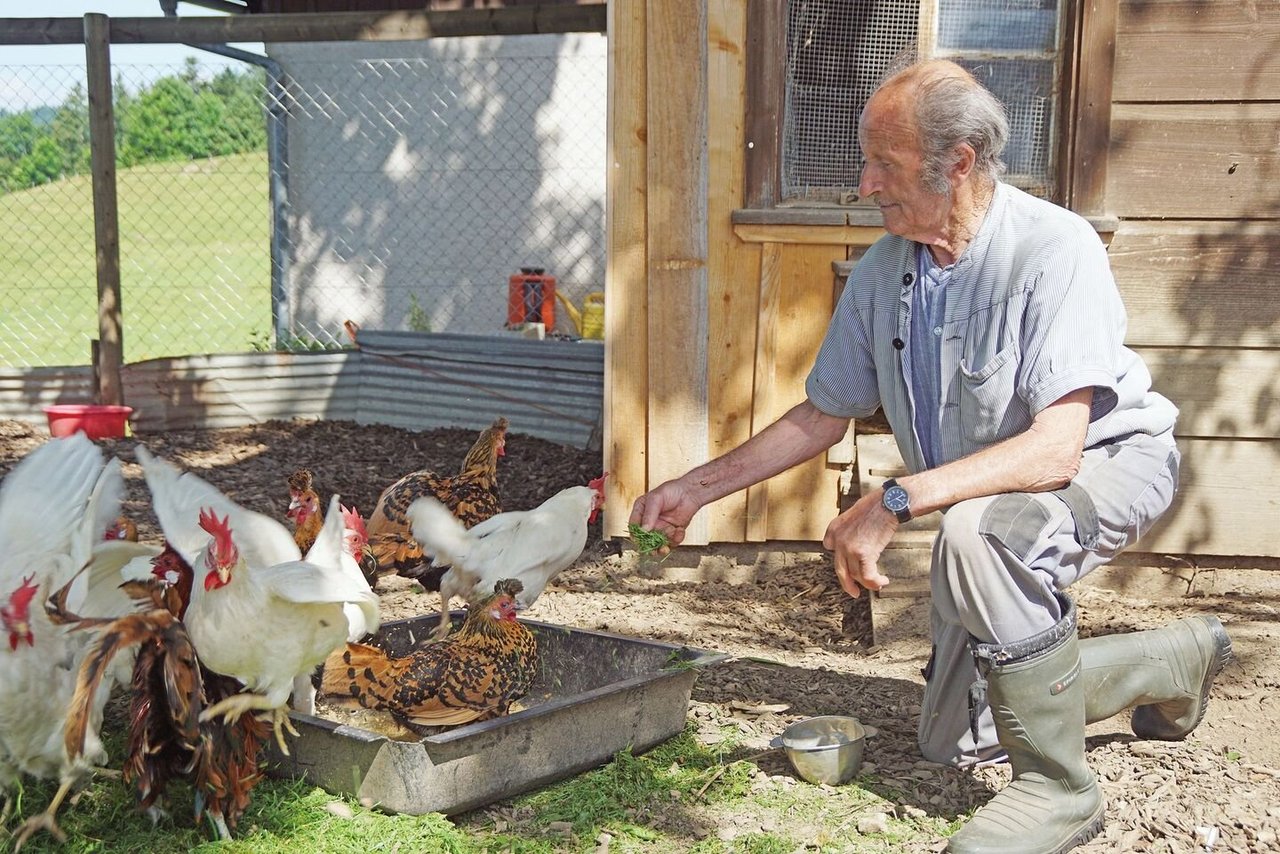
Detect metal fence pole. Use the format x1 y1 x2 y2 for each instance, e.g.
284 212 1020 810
84 13 124 405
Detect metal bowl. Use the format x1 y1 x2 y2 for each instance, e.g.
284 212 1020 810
776 715 866 785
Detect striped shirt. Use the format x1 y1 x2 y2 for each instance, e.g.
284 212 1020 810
805 182 1178 475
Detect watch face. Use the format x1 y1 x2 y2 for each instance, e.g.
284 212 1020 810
883 486 909 513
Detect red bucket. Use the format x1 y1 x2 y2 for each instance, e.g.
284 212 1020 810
43 404 134 439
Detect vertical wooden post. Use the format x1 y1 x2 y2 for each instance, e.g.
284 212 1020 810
645 0 710 544
84 13 124 405
1067 0 1118 216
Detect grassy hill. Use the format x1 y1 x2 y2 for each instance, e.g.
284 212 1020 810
0 151 269 368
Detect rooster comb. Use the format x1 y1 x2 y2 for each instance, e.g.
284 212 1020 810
6 574 38 613
287 469 314 492
198 507 236 558
588 472 609 493
341 504 367 536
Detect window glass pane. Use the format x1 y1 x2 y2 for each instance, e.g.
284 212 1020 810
782 0 919 203
959 58 1056 197
938 0 1059 52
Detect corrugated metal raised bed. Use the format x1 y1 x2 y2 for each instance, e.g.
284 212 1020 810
269 613 724 816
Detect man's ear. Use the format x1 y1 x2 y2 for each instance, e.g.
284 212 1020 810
950 143 977 186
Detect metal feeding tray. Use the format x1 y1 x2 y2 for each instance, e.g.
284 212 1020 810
267 613 725 815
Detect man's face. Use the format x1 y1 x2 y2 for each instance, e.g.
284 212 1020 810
857 88 951 242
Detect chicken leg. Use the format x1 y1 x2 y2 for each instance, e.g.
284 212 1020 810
11 777 73 851
200 692 299 756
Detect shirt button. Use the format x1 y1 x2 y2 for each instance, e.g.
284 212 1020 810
933 326 942 336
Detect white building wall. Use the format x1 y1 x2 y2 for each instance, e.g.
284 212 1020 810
268 34 607 341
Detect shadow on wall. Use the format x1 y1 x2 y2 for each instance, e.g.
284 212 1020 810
274 33 607 342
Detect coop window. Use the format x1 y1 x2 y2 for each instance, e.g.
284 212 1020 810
745 0 1069 210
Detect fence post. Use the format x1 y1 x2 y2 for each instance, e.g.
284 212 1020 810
84 13 124 406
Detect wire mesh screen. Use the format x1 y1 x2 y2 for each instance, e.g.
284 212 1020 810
0 34 606 369
782 0 919 203
780 0 1061 205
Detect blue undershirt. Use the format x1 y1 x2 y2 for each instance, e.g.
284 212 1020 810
910 245 951 469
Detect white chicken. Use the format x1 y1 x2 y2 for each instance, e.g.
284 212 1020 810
408 473 606 639
0 433 151 846
134 445 379 754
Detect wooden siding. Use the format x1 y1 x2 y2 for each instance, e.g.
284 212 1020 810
1114 0 1280 102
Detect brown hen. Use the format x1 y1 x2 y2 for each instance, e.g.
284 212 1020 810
59 546 269 841
320 578 536 726
286 468 379 589
365 417 508 588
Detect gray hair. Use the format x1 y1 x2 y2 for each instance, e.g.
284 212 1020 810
876 59 1009 195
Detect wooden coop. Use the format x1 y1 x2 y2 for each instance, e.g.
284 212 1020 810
602 0 1280 565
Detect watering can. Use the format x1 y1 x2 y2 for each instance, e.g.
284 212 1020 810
555 291 605 339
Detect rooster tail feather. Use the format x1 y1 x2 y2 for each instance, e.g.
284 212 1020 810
321 642 398 707
407 496 472 567
65 610 174 761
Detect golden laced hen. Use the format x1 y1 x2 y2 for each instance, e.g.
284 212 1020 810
321 579 536 726
57 545 269 841
365 417 508 588
286 469 378 589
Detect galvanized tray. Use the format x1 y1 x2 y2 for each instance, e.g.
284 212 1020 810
268 613 725 815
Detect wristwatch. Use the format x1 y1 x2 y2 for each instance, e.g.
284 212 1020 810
881 478 912 523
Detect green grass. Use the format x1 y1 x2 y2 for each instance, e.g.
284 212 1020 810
6 721 953 853
0 152 270 368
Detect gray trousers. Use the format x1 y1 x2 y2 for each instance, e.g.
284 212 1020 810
917 431 1181 767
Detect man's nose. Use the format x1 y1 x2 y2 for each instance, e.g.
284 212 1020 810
858 167 878 199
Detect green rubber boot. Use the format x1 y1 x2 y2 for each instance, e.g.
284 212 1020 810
1080 615 1233 739
947 597 1103 854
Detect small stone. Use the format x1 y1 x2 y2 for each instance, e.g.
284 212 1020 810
856 813 890 834
324 801 354 819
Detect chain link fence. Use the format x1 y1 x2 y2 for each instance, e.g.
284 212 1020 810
0 33 606 369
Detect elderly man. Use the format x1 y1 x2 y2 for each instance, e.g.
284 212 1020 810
631 60 1231 853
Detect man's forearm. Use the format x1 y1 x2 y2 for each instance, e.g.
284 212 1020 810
681 400 851 506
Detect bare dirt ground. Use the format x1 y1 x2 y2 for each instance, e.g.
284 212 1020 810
3 417 1278 852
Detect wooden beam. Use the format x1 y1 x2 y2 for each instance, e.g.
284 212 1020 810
745 241 782 542
1067 0 1118 215
603 0 648 539
0 7 607 45
705 0 761 543
645 0 709 544
733 222 884 246
743 0 784 208
84 14 124 407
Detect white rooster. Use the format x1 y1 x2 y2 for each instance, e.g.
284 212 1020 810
134 445 379 755
408 473 606 639
0 433 152 846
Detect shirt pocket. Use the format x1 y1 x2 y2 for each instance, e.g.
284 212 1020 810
958 344 1019 444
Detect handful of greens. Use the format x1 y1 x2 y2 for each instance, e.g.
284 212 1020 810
627 522 671 556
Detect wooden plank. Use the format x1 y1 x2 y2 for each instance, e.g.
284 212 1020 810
732 222 884 246
645 0 710 544
745 242 783 542
1107 221 1280 349
0 8 607 44
1135 347 1280 441
1066 0 1117 215
743 0 784 208
603 0 648 539
706 0 761 543
1144 438 1280 557
1105 103 1280 219
1114 0 1280 102
763 243 846 541
84 14 123 407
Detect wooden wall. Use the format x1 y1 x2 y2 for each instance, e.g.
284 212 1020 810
604 0 1280 559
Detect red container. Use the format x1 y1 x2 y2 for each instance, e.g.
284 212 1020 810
506 267 557 328
43 404 134 439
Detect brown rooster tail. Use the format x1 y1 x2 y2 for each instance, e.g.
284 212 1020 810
321 642 396 707
65 610 175 761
